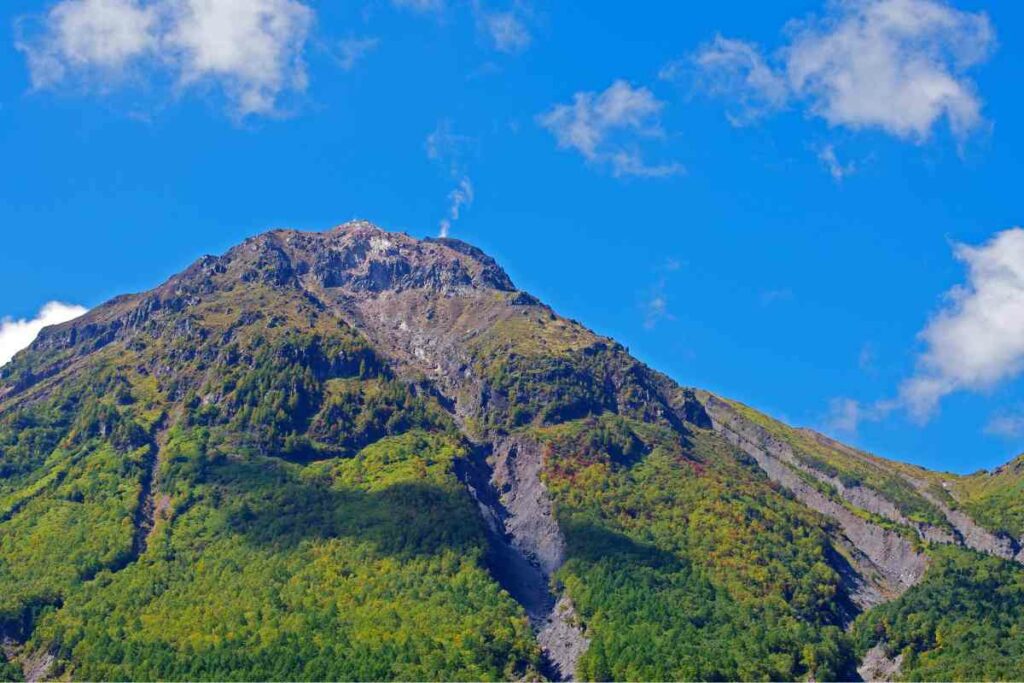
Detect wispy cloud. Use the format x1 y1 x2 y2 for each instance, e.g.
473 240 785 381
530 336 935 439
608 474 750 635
335 36 379 72
826 397 866 433
684 0 995 142
643 291 671 330
824 396 897 434
0 302 88 367
679 35 788 126
475 3 531 54
817 144 856 181
393 0 535 55
984 408 1024 439
642 258 682 330
17 0 317 117
391 0 446 14
859 342 878 374
538 80 683 178
426 119 476 168
759 288 793 306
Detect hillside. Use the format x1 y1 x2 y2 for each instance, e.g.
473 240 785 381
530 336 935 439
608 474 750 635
1 222 1023 682
950 454 1024 541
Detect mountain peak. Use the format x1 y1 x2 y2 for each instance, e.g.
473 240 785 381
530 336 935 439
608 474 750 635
228 221 517 295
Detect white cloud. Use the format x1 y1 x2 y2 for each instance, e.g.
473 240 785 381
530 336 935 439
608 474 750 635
689 0 995 141
0 302 88 368
18 0 158 87
817 144 856 181
685 35 788 125
439 176 474 238
538 80 683 178
18 0 315 117
166 0 314 117
336 36 379 72
480 10 531 54
901 228 1024 419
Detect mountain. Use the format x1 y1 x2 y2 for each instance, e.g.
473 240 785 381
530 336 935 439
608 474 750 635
1 221 1023 682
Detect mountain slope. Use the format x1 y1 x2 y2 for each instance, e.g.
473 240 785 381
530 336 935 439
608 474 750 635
950 454 1024 541
1 222 1023 682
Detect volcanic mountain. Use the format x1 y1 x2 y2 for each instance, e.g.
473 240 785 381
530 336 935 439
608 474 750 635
1 222 1023 682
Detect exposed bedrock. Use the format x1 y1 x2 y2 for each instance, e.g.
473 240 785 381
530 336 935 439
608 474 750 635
799 432 1024 563
858 643 904 683
897 471 1022 562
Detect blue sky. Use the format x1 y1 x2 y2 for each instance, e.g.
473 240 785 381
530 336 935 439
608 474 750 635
2 0 1023 474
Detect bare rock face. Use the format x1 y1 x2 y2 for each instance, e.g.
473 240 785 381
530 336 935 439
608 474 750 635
486 436 588 680
267 223 598 677
491 438 567 576
858 643 904 683
286 224 516 295
537 596 589 680
455 436 588 680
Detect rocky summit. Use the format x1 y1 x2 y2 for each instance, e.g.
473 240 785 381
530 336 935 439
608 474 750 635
2 221 1024 682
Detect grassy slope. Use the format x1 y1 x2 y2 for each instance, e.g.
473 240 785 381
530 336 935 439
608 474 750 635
950 455 1024 539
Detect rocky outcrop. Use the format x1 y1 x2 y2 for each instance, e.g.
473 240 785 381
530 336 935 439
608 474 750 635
801 431 1024 562
277 223 516 295
490 438 568 576
858 643 903 683
22 650 55 683
828 477 954 545
537 596 589 679
701 395 927 599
